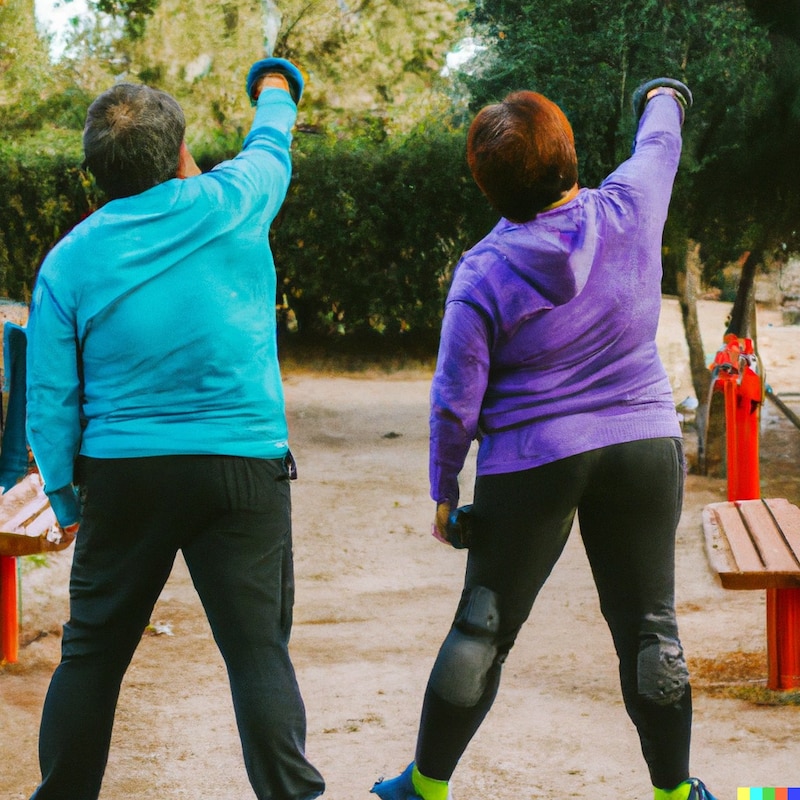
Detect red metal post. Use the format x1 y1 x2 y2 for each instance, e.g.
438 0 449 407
711 334 761 502
0 555 19 664
766 588 800 690
732 337 762 501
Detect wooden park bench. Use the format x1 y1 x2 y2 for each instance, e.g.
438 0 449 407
0 321 71 665
703 498 800 591
0 472 68 663
699 314 800 691
703 497 800 690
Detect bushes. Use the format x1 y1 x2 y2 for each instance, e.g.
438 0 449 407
0 124 495 343
274 125 494 342
0 131 97 301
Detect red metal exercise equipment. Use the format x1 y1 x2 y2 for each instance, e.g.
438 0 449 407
0 554 18 663
710 333 800 690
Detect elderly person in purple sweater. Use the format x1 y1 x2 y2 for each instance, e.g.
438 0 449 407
372 79 718 800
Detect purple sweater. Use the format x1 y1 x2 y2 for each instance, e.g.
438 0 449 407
430 95 684 506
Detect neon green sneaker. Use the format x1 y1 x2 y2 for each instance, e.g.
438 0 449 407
656 777 719 800
686 778 719 800
371 763 451 800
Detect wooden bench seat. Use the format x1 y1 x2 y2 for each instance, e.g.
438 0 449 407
703 497 800 590
0 473 67 663
0 472 64 558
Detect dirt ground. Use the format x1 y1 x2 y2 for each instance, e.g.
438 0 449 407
2 297 800 799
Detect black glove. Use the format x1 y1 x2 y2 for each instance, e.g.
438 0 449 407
632 77 692 122
246 57 304 105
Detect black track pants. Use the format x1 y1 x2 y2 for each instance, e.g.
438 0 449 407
30 454 325 800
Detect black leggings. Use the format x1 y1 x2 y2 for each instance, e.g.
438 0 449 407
416 437 691 790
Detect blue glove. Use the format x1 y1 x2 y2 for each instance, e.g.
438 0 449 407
48 484 82 530
632 77 693 122
246 58 304 105
446 504 474 549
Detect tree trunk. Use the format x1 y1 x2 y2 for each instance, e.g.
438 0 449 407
677 241 710 407
683 248 763 476
726 249 760 342
677 241 722 473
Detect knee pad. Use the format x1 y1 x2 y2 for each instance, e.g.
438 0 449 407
429 586 500 707
637 634 689 706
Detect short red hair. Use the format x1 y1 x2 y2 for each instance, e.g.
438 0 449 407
467 91 578 222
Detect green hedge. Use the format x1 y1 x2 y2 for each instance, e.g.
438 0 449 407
0 130 97 301
274 127 494 343
0 126 495 342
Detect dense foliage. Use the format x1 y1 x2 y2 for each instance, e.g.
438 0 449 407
0 131 96 301
0 124 495 342
16 0 460 137
274 126 494 340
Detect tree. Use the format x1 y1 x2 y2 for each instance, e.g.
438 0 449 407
39 0 464 140
0 0 54 107
453 1 769 185
691 1 800 273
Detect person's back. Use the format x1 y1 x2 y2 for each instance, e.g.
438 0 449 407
433 93 683 480
28 84 297 489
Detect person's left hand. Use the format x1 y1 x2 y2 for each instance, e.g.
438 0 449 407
254 73 290 100
431 501 451 544
631 77 692 123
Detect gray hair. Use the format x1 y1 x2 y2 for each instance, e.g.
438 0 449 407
83 83 186 199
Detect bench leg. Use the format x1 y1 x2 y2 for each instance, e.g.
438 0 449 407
766 587 800 690
0 555 19 664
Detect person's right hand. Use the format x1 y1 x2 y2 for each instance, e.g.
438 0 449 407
632 78 692 123
56 521 80 545
48 484 82 542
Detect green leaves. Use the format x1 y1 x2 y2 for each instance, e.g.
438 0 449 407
0 134 98 301
93 0 160 39
272 126 495 340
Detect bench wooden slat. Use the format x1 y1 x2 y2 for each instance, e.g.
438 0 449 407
703 499 800 590
764 498 800 562
702 505 742 588
738 499 800 572
2 494 53 534
0 473 66 558
711 503 765 572
10 502 56 539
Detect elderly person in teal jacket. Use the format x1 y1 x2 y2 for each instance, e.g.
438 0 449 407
25 59 325 800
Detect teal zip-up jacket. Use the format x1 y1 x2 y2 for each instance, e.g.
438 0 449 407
26 87 297 524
